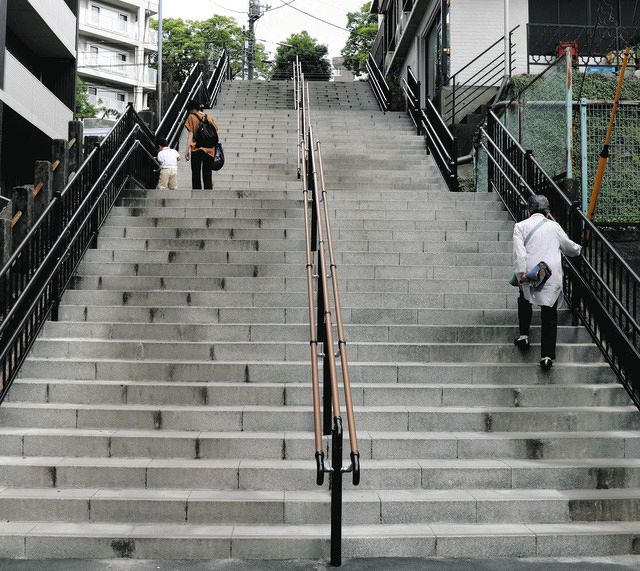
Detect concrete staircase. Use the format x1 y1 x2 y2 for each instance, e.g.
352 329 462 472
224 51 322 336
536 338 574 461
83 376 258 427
0 79 638 561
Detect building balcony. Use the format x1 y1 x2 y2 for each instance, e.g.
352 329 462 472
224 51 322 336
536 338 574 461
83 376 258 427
79 8 138 46
87 93 128 115
144 27 159 51
77 52 138 87
0 52 73 139
144 67 157 87
8 0 76 59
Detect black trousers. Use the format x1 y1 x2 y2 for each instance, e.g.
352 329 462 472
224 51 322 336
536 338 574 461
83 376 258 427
191 150 214 190
518 289 559 359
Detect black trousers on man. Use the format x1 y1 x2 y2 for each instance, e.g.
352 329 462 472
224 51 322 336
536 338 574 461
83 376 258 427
191 150 214 190
518 289 559 359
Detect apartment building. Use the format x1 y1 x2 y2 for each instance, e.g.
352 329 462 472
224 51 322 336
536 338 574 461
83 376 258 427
371 0 640 107
332 57 355 82
77 0 158 117
0 0 77 193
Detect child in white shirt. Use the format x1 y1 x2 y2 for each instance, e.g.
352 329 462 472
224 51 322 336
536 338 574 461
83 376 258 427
156 138 181 190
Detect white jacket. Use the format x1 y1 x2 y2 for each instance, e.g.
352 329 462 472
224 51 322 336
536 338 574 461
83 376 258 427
512 213 581 307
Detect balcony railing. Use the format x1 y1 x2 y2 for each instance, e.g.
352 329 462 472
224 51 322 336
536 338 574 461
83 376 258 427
145 67 158 86
527 23 640 69
78 52 137 80
87 94 128 114
80 8 138 40
145 28 158 46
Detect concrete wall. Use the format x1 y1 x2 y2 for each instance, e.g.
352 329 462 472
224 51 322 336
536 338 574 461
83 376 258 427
0 52 73 140
450 0 528 84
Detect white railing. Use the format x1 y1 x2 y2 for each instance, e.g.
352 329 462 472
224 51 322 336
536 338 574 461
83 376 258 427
145 28 158 46
87 93 128 115
80 8 138 40
78 52 137 80
145 67 158 86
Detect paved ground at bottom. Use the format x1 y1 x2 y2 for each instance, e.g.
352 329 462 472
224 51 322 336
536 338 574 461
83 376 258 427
1 558 640 571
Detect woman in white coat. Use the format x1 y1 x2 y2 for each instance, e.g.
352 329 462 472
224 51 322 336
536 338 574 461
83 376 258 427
512 195 582 370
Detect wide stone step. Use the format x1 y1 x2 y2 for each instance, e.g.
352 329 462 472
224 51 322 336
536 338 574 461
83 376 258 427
29 338 604 364
3 520 640 559
8 378 627 408
40 321 592 344
2 456 640 491
3 400 635 433
68 275 515 295
98 226 513 243
0 425 634 460
18 357 615 385
56 304 574 327
103 215 513 232
0 487 639 527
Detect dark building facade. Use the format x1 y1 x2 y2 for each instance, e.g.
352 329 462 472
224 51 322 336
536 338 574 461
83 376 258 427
0 0 78 195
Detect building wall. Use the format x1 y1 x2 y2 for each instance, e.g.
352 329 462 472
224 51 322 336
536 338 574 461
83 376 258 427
0 0 77 195
449 0 528 83
77 0 157 115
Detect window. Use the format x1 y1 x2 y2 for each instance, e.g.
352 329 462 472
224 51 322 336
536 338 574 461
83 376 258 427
118 13 128 33
116 93 125 102
87 86 97 95
91 5 100 23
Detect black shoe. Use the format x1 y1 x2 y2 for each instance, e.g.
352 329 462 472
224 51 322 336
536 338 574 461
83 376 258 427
540 357 553 371
513 335 530 349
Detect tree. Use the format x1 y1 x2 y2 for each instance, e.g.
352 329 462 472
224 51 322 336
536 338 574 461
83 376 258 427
75 77 97 119
341 2 378 77
271 31 331 81
153 16 269 87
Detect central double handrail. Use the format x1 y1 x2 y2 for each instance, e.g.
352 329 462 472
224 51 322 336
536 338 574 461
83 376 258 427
294 58 361 568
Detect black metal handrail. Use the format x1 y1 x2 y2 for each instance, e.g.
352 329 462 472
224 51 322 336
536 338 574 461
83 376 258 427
401 66 458 192
156 63 202 143
206 50 231 108
0 106 158 402
157 52 230 150
296 58 361 568
482 111 640 407
366 53 390 113
445 26 519 124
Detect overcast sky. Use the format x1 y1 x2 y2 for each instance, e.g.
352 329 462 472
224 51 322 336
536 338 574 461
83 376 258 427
163 0 367 58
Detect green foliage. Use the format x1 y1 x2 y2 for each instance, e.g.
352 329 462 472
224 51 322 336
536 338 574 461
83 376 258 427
509 70 640 224
341 2 377 77
271 31 331 81
75 77 97 119
511 71 640 101
153 16 269 85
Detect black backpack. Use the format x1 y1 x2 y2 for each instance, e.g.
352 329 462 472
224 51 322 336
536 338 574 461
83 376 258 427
193 113 218 148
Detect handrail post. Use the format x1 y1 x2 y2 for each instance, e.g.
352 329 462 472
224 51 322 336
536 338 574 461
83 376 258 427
451 78 456 125
330 416 343 567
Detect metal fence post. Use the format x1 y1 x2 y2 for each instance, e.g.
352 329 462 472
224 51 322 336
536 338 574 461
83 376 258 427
33 161 52 223
10 186 34 248
580 99 589 213
565 47 573 180
0 198 11 266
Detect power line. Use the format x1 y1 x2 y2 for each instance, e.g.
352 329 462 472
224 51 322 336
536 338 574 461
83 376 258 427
264 0 297 13
206 0 247 14
269 0 348 31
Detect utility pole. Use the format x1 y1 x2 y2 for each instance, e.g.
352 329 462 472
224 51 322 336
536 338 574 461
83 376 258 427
242 26 247 80
157 0 163 123
504 0 510 76
248 0 264 80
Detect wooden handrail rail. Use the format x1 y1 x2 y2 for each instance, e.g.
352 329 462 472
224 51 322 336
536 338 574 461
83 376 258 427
297 56 361 568
10 211 22 228
316 140 360 459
